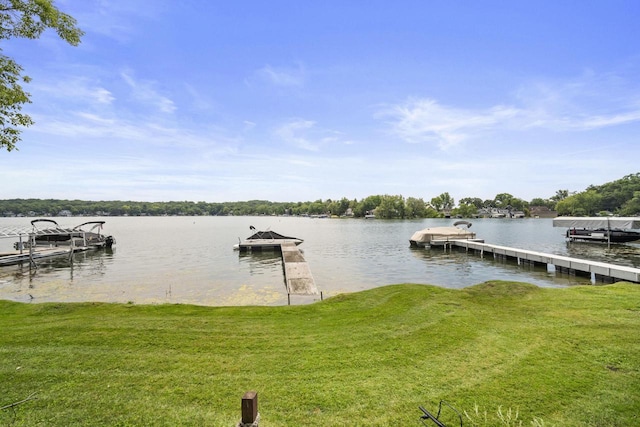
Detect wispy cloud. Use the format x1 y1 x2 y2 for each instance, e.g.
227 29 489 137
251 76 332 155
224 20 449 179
68 0 168 43
121 71 176 113
273 119 352 152
381 71 640 148
32 77 114 106
275 119 318 151
250 63 306 87
380 99 520 149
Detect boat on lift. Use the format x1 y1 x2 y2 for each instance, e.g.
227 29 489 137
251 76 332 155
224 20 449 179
409 221 477 247
553 217 640 244
15 219 115 250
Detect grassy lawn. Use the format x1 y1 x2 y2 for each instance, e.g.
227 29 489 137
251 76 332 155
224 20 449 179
1 281 639 426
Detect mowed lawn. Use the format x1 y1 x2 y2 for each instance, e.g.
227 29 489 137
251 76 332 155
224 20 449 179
1 281 639 426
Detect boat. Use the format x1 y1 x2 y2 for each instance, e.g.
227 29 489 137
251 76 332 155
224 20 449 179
15 219 115 250
553 217 640 244
234 227 303 251
409 220 477 247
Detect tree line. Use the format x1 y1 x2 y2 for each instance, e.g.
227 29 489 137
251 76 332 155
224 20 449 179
1 173 638 218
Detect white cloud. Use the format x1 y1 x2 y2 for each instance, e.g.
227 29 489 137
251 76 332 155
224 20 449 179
382 71 640 148
121 71 176 113
275 119 318 151
32 77 114 106
381 98 520 149
67 0 168 43
252 63 306 87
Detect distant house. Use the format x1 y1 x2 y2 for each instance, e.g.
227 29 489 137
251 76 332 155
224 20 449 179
529 206 557 218
58 210 72 217
477 207 526 218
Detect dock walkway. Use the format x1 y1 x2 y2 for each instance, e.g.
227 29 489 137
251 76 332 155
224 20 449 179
0 245 90 267
280 242 318 295
431 239 640 283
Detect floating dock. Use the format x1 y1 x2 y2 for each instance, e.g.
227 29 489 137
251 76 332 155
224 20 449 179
430 239 640 283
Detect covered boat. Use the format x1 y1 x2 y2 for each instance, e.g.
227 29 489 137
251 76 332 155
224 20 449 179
234 228 303 251
409 221 476 247
553 217 640 244
15 219 115 250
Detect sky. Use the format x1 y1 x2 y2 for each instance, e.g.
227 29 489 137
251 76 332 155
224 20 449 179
1 0 640 204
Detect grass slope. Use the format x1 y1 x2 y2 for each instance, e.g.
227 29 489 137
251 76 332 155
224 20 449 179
1 282 639 426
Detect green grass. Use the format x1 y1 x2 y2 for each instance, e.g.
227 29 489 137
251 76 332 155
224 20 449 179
1 281 639 426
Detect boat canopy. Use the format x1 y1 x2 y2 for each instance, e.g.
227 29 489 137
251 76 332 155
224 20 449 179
247 230 298 240
552 217 640 230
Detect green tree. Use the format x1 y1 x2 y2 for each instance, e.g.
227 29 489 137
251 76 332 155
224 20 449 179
530 197 554 209
493 193 514 208
0 0 83 151
375 194 405 219
556 190 603 216
354 195 381 217
453 200 478 218
551 189 569 203
430 192 454 214
459 197 483 209
621 191 640 216
405 197 427 218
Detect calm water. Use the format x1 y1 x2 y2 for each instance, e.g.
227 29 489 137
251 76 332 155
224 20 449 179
1 216 639 306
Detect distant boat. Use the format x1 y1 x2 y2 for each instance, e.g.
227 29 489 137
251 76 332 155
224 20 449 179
409 221 476 247
553 217 640 244
234 228 303 251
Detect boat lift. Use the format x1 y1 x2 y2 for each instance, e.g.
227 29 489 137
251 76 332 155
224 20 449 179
553 216 640 248
0 223 90 268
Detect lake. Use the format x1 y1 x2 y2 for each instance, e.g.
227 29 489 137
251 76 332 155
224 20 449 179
1 216 639 306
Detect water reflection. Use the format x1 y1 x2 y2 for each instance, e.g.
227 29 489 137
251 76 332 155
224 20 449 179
237 251 284 275
409 245 589 288
564 241 640 268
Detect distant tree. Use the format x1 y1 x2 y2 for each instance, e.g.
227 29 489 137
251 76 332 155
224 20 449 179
530 197 553 209
375 194 405 219
430 192 454 213
556 190 603 216
405 197 427 218
453 202 477 218
551 189 570 202
354 195 381 217
493 193 514 208
459 197 483 209
0 0 83 151
621 191 640 216
482 199 494 208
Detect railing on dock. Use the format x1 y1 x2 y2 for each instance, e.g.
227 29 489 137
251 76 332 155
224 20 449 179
430 239 640 283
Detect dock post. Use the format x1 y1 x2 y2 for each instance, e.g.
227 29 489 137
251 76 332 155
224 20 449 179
237 391 259 427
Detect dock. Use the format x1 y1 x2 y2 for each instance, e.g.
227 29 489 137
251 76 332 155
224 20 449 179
280 242 319 295
0 225 94 268
0 245 90 267
430 239 640 283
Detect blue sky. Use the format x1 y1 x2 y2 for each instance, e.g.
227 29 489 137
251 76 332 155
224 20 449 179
1 0 640 204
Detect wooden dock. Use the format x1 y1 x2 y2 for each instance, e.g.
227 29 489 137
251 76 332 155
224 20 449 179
430 239 640 283
280 242 319 295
